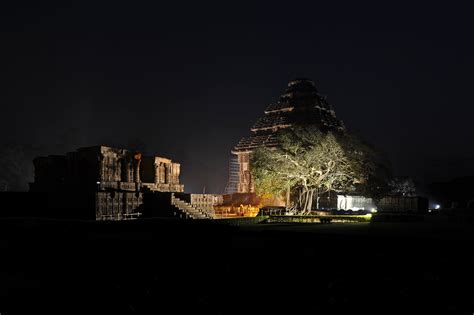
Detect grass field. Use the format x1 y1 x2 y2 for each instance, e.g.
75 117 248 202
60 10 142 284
0 217 473 314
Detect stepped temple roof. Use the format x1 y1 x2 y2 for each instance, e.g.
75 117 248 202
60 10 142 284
232 78 345 153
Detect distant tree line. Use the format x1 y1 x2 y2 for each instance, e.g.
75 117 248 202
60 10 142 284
0 145 33 191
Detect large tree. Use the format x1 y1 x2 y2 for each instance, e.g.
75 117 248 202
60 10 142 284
388 177 417 197
251 126 389 214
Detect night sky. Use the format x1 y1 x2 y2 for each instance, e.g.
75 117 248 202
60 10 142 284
1 2 474 193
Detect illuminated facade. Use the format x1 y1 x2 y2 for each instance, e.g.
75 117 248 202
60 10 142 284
226 78 345 193
31 146 183 193
30 146 184 220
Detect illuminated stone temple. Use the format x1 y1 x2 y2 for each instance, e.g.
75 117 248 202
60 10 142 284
29 146 209 220
31 146 184 193
27 145 249 220
19 79 425 220
225 78 346 194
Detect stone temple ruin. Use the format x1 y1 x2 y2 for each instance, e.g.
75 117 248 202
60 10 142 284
226 78 345 194
31 146 183 194
29 146 217 220
224 78 428 213
26 145 265 220
20 78 427 220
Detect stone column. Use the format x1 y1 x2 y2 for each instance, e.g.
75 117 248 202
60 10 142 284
154 163 160 184
173 163 181 184
121 158 131 182
133 160 141 183
117 159 122 182
169 164 175 184
165 164 171 184
159 163 166 184
133 153 141 183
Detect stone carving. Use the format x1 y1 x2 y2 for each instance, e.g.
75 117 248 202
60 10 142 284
30 145 184 220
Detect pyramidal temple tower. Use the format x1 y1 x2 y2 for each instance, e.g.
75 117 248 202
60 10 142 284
225 78 346 194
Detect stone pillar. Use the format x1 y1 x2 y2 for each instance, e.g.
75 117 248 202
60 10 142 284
117 159 122 181
133 153 141 183
164 164 170 184
172 163 181 184
169 164 175 184
121 158 131 182
133 159 140 183
133 161 140 183
154 163 160 184
159 163 166 184
114 156 120 182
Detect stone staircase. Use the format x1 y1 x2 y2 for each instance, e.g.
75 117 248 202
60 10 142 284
170 193 213 219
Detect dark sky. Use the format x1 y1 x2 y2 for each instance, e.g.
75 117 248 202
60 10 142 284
1 1 474 193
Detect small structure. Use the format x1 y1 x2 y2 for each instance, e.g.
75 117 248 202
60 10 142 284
337 195 376 211
377 196 428 213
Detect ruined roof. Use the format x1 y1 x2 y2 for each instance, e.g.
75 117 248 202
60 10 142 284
251 112 291 131
234 133 280 151
232 78 345 153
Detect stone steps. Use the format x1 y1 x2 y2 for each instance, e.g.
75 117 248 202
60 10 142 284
171 194 213 219
172 200 206 219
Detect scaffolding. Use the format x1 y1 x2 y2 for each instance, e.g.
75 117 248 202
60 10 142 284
224 155 239 194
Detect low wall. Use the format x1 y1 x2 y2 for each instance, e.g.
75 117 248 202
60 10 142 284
267 215 372 223
378 196 428 213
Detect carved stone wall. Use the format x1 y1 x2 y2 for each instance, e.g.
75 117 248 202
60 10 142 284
140 156 183 192
33 146 184 193
30 145 185 220
95 191 143 220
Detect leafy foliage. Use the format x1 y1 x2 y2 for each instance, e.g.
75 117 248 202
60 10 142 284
389 177 417 197
251 126 390 213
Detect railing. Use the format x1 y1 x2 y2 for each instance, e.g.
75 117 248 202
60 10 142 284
97 212 142 221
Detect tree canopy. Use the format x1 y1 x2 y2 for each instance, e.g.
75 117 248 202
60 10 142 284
388 177 417 197
251 126 390 213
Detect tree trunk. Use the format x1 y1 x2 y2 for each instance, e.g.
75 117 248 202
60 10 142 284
304 190 309 214
298 189 302 210
306 189 314 214
286 186 291 209
315 188 320 210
